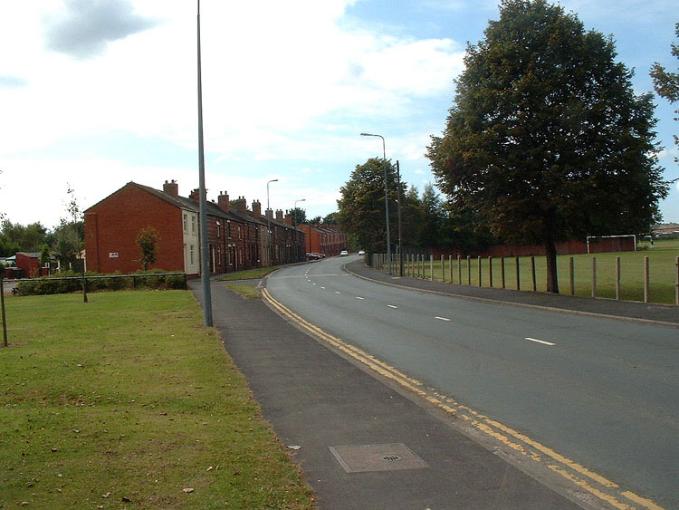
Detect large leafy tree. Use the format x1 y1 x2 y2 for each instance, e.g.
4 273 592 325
337 158 405 253
427 0 668 293
650 22 678 162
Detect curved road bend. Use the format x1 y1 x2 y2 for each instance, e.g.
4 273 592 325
266 256 679 509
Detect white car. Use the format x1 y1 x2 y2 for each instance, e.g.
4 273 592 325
340 250 349 256
357 250 365 256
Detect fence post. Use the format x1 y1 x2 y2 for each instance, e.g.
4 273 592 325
430 254 434 281
132 275 137 289
592 257 597 298
467 256 471 286
1 272 7 347
441 255 445 282
501 257 505 289
515 256 520 291
675 256 678 306
531 256 536 292
488 256 493 288
457 255 461 285
449 255 453 284
615 256 621 301
477 256 482 287
569 257 575 296
643 256 649 303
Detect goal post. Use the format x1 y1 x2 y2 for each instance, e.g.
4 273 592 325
585 234 637 254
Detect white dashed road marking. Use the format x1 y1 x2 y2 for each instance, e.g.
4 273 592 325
434 316 451 322
525 337 556 346
387 305 398 309
355 296 365 300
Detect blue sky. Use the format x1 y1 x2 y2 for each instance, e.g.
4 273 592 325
0 0 677 228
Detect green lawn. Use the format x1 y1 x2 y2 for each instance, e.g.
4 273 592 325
217 266 280 282
0 291 313 509
399 239 679 305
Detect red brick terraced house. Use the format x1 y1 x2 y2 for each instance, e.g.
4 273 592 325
299 224 348 258
84 180 305 276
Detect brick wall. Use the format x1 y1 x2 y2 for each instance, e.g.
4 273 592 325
85 185 184 274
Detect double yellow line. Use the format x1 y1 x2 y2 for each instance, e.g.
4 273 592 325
262 288 664 510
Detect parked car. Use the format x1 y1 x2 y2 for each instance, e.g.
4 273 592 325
340 250 349 256
358 250 365 256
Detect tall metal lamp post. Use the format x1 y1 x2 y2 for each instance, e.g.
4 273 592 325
293 198 306 261
197 0 213 326
360 132 391 274
267 179 278 265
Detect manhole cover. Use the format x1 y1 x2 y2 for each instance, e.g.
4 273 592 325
329 443 428 473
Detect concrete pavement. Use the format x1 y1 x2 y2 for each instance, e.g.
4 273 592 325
192 279 581 510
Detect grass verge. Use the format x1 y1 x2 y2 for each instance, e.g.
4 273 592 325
224 284 260 300
0 291 313 509
218 267 280 282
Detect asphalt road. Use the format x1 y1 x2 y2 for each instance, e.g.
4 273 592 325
267 255 679 509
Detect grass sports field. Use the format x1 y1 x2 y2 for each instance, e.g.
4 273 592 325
0 291 313 509
402 239 679 305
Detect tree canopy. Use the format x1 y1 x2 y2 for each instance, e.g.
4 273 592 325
337 158 405 253
650 22 678 162
427 0 668 292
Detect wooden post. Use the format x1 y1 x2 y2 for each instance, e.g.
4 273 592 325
592 257 597 298
449 255 453 284
457 255 462 285
501 257 505 289
531 256 536 292
467 256 471 286
441 255 445 282
643 256 649 303
488 256 493 288
430 254 434 281
615 256 621 300
515 256 520 291
569 257 574 296
477 256 482 287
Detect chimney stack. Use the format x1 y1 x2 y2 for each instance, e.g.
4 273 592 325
163 179 179 197
265 208 273 220
251 200 262 216
189 188 200 202
275 209 284 221
234 196 247 211
284 210 293 225
218 191 230 212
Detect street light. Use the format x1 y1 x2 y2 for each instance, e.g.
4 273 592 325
360 132 391 274
293 198 306 262
196 0 213 326
267 179 278 265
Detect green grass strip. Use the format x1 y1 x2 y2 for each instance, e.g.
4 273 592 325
0 291 313 509
218 266 280 282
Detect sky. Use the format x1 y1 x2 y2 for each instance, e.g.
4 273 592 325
0 0 677 229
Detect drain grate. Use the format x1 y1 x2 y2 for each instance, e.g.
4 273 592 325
329 443 428 473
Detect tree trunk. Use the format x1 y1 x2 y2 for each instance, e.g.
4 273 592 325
544 238 559 293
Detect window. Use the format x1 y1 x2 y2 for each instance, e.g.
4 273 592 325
238 226 242 239
190 244 195 265
216 221 221 238
191 215 196 234
183 213 188 232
